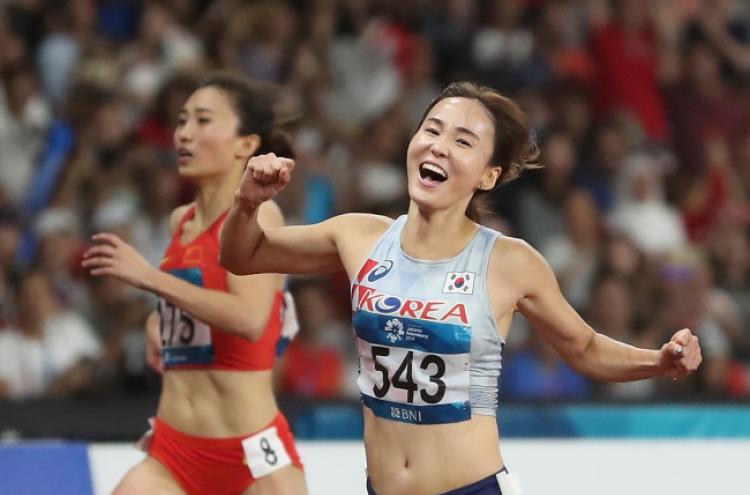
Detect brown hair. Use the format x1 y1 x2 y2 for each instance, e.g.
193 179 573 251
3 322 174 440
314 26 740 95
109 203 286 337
418 81 540 221
198 71 295 159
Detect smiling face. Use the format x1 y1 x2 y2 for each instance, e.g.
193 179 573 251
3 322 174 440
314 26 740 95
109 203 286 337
406 97 501 213
173 86 255 182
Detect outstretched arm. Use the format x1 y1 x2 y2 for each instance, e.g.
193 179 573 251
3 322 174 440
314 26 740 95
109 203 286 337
504 240 702 382
220 153 350 276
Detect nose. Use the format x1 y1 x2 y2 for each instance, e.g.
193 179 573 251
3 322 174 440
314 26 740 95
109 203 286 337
175 120 193 143
430 136 449 158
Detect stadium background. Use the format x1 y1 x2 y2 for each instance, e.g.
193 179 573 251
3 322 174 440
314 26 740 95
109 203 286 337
1 0 749 493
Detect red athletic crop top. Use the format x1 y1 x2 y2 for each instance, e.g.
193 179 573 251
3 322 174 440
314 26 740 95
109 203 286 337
158 206 285 371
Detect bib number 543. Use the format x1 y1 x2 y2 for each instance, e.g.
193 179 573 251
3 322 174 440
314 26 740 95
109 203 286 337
371 345 447 404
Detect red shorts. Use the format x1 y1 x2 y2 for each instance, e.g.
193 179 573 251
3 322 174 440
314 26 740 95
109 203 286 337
148 413 303 495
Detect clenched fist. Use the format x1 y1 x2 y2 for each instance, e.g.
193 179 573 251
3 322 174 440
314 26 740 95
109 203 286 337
236 153 295 208
657 328 702 380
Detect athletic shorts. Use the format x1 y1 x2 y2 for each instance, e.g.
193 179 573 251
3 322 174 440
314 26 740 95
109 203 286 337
148 413 303 495
367 468 508 495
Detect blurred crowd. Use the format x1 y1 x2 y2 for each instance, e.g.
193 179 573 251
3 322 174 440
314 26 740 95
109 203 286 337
1 0 750 404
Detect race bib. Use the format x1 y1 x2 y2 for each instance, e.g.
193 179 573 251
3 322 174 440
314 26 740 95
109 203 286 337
241 426 292 478
354 311 471 424
158 298 214 366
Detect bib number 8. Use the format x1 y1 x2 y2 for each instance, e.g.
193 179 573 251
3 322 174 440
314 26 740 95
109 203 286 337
372 345 447 404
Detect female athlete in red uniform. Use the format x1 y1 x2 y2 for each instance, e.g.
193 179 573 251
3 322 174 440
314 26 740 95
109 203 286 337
83 72 308 495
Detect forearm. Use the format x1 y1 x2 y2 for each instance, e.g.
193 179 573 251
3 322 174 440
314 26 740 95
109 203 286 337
575 333 662 382
144 269 271 340
219 198 265 275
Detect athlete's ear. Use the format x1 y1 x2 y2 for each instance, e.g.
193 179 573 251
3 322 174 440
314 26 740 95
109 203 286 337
238 134 261 159
480 166 502 190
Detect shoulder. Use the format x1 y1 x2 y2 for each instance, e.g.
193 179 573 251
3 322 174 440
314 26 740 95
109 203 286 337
333 213 394 231
490 235 538 262
327 213 394 243
489 235 553 290
168 203 194 235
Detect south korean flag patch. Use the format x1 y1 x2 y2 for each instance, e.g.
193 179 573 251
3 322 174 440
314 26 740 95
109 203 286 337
443 272 475 295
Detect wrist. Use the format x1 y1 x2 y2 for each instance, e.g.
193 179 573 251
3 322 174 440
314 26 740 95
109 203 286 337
234 194 262 216
139 267 163 293
629 347 663 378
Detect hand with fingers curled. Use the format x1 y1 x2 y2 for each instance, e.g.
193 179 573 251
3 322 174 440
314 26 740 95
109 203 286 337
236 153 295 210
656 328 702 380
81 233 159 290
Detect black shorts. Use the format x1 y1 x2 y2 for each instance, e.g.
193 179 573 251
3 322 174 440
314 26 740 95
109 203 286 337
366 468 508 495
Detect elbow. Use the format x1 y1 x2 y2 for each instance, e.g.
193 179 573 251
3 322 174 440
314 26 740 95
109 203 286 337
218 252 252 276
238 320 265 342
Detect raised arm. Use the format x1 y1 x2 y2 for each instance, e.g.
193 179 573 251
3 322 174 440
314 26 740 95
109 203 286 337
501 239 701 382
220 153 373 277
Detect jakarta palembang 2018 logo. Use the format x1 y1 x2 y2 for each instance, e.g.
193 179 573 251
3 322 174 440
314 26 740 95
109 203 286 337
384 318 404 342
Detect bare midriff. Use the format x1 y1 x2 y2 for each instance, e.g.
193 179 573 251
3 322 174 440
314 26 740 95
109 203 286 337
157 369 278 438
363 408 504 495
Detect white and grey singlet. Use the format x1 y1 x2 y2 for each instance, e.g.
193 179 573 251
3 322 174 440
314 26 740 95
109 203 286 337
351 215 505 425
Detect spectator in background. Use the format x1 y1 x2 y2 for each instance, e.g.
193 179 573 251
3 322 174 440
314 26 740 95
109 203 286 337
0 270 103 399
277 276 355 400
663 31 749 179
694 0 750 84
576 114 633 213
515 127 578 248
470 0 544 91
220 0 298 84
0 207 22 327
540 189 602 311
650 248 731 397
585 274 658 400
349 105 411 215
32 207 89 311
500 330 591 400
36 0 98 110
708 223 750 359
609 148 689 256
422 0 476 85
119 1 204 111
0 62 52 204
533 0 596 89
586 0 678 142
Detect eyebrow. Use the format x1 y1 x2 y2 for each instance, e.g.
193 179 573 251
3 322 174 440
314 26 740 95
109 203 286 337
179 107 215 115
426 117 480 141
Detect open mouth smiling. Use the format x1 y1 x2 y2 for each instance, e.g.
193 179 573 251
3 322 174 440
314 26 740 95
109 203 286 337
419 162 448 184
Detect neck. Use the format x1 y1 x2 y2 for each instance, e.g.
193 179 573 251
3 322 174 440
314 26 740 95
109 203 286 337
401 202 479 260
192 169 242 226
